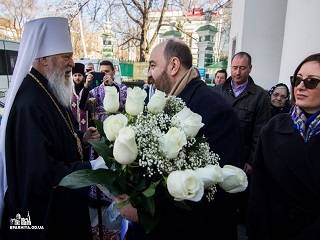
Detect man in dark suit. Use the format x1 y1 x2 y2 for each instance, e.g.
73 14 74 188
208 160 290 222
123 39 242 240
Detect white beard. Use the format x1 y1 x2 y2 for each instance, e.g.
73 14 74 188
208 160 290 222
47 69 72 107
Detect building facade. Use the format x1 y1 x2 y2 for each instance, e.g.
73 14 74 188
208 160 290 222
229 0 320 90
147 7 229 70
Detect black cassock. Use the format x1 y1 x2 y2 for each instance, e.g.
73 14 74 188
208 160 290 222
1 68 92 240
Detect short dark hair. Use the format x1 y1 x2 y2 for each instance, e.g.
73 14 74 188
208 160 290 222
231 52 252 66
100 60 114 71
292 53 320 81
164 39 193 69
291 53 320 103
215 69 227 79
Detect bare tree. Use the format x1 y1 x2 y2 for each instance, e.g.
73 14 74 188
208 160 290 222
0 0 37 40
51 0 95 58
121 0 168 62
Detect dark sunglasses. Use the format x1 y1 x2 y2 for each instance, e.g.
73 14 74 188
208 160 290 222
291 76 320 89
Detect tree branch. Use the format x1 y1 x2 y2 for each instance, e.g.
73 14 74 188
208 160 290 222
119 36 141 47
131 0 144 15
147 0 154 10
69 0 91 23
121 0 143 27
148 0 167 47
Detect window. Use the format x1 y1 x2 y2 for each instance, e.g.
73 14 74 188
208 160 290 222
205 35 211 41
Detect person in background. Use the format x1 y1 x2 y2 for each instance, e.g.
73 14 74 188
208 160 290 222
0 17 102 240
213 69 228 85
269 83 291 117
212 52 271 231
86 62 95 73
80 60 127 122
248 53 320 240
71 62 89 132
143 73 156 104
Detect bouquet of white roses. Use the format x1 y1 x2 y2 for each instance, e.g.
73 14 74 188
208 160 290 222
60 87 248 232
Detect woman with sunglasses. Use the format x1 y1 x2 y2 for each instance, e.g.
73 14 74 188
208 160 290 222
248 53 320 240
269 83 291 117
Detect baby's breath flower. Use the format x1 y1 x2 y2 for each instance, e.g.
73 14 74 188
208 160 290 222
115 95 221 202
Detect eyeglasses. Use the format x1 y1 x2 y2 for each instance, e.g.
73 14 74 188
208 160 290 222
291 76 320 89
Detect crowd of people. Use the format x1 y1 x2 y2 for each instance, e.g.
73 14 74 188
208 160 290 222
0 16 319 240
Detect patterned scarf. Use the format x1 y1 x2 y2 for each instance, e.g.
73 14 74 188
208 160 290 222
290 105 320 142
169 67 199 96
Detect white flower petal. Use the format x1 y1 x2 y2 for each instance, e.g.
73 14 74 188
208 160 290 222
219 165 248 193
167 170 204 202
104 86 120 113
113 127 138 165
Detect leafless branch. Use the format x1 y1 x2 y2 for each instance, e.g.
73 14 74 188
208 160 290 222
69 0 91 23
148 0 168 47
121 0 142 27
131 0 144 15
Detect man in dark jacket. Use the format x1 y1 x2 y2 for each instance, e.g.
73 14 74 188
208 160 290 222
124 39 243 240
212 52 271 224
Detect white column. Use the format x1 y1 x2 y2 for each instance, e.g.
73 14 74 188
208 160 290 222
228 0 288 89
278 0 320 88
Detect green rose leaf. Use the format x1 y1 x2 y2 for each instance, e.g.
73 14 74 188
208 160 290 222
142 180 161 198
143 196 155 216
59 169 116 189
88 137 114 168
137 197 159 233
94 120 106 137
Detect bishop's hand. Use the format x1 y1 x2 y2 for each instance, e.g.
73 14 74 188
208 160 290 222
83 127 100 143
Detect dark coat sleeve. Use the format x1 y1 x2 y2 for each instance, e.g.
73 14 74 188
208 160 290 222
292 218 320 240
200 105 242 167
185 83 242 167
248 131 269 240
249 91 271 164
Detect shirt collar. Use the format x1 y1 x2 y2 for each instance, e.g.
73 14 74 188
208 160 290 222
230 79 249 97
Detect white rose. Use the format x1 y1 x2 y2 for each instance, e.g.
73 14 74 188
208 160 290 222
218 165 248 193
167 170 204 202
147 90 167 114
195 165 223 188
160 127 187 159
113 127 138 165
103 86 120 113
172 107 204 138
125 87 147 116
103 114 128 142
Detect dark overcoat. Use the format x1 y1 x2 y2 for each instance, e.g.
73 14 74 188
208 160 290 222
248 113 320 240
212 76 271 164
